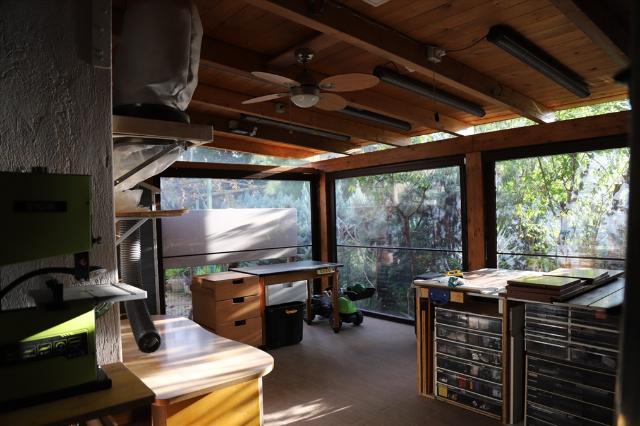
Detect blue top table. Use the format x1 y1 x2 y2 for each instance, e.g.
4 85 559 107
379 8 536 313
231 260 344 333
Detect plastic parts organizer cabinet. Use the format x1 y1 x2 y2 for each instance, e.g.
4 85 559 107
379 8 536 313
524 303 619 426
434 305 515 420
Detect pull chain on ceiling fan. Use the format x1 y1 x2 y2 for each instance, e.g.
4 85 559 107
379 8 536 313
242 48 379 111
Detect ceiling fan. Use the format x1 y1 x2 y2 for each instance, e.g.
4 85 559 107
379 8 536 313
242 48 379 111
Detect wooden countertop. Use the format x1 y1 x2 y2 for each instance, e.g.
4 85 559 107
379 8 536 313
121 316 274 403
0 363 154 426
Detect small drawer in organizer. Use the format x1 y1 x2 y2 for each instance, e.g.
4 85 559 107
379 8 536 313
436 369 502 399
527 371 614 408
525 304 569 323
525 334 569 360
527 356 616 392
436 383 501 417
436 339 502 366
570 308 620 331
569 345 618 372
570 325 619 350
524 318 568 339
527 402 605 426
436 354 503 383
435 323 502 350
435 307 502 334
527 386 614 425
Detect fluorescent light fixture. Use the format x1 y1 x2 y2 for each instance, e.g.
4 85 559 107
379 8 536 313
340 106 412 131
240 114 351 142
487 25 590 98
373 66 486 117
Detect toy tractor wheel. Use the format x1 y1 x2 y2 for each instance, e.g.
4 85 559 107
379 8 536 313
353 310 364 326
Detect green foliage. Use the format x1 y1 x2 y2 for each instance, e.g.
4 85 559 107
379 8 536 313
496 148 629 271
336 166 463 318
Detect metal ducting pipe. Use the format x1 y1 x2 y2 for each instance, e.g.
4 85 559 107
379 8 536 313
119 221 161 353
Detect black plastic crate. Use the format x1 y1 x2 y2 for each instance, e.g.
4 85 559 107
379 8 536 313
436 354 502 383
528 356 616 392
265 301 304 349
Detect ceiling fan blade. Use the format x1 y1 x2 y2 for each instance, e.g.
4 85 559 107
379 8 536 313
315 93 348 111
319 73 380 92
241 93 289 105
251 71 300 88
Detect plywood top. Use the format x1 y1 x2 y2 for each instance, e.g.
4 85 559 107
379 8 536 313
121 316 274 403
414 268 540 295
0 363 155 425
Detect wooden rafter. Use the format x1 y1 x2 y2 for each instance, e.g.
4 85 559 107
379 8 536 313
311 111 630 173
191 84 412 146
203 133 320 159
550 0 630 67
189 112 359 154
198 37 471 135
243 0 554 123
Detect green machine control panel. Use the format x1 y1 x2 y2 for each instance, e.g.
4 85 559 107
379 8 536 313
0 171 92 266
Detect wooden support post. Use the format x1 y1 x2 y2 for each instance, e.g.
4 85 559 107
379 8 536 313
465 152 486 270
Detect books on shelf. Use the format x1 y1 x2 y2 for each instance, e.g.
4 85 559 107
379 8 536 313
506 268 624 303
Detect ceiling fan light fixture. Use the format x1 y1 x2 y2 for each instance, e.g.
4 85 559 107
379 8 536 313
290 85 320 108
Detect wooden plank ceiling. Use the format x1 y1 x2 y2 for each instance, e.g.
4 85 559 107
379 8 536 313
113 0 630 159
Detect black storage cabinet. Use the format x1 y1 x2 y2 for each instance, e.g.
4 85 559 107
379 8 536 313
265 301 304 348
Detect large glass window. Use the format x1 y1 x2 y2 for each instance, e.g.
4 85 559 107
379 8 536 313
495 147 630 271
335 165 463 319
160 177 312 316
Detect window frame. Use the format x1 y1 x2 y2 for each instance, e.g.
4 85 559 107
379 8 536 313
483 135 629 269
154 163 321 315
327 156 468 322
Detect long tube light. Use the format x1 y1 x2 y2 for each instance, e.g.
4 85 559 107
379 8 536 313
340 106 412 131
487 25 590 98
240 114 351 142
373 66 486 117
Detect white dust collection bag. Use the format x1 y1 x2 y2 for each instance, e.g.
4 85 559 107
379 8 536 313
114 0 202 111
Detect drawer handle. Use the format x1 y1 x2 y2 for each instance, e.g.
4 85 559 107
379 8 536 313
232 279 244 284
234 320 246 326
285 309 298 315
232 297 245 304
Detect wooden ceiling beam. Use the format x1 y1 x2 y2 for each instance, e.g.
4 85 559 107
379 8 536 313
311 111 630 173
188 111 359 154
191 84 411 147
267 33 339 68
202 133 320 159
198 38 471 135
243 0 554 123
550 0 630 67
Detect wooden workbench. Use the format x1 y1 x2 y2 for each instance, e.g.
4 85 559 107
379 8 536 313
0 362 155 426
121 316 273 426
230 260 344 339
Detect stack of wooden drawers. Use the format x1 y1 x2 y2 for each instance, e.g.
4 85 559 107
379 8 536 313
191 272 262 347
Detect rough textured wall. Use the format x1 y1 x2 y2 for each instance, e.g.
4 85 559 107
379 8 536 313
0 1 121 363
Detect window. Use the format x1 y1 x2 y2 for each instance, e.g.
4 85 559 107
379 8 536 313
494 147 629 271
334 164 464 319
160 177 312 316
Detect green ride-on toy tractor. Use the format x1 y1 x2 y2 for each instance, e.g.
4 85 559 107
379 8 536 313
310 284 376 327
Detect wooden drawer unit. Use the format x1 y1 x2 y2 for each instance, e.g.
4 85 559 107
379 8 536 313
216 317 263 347
191 272 262 346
